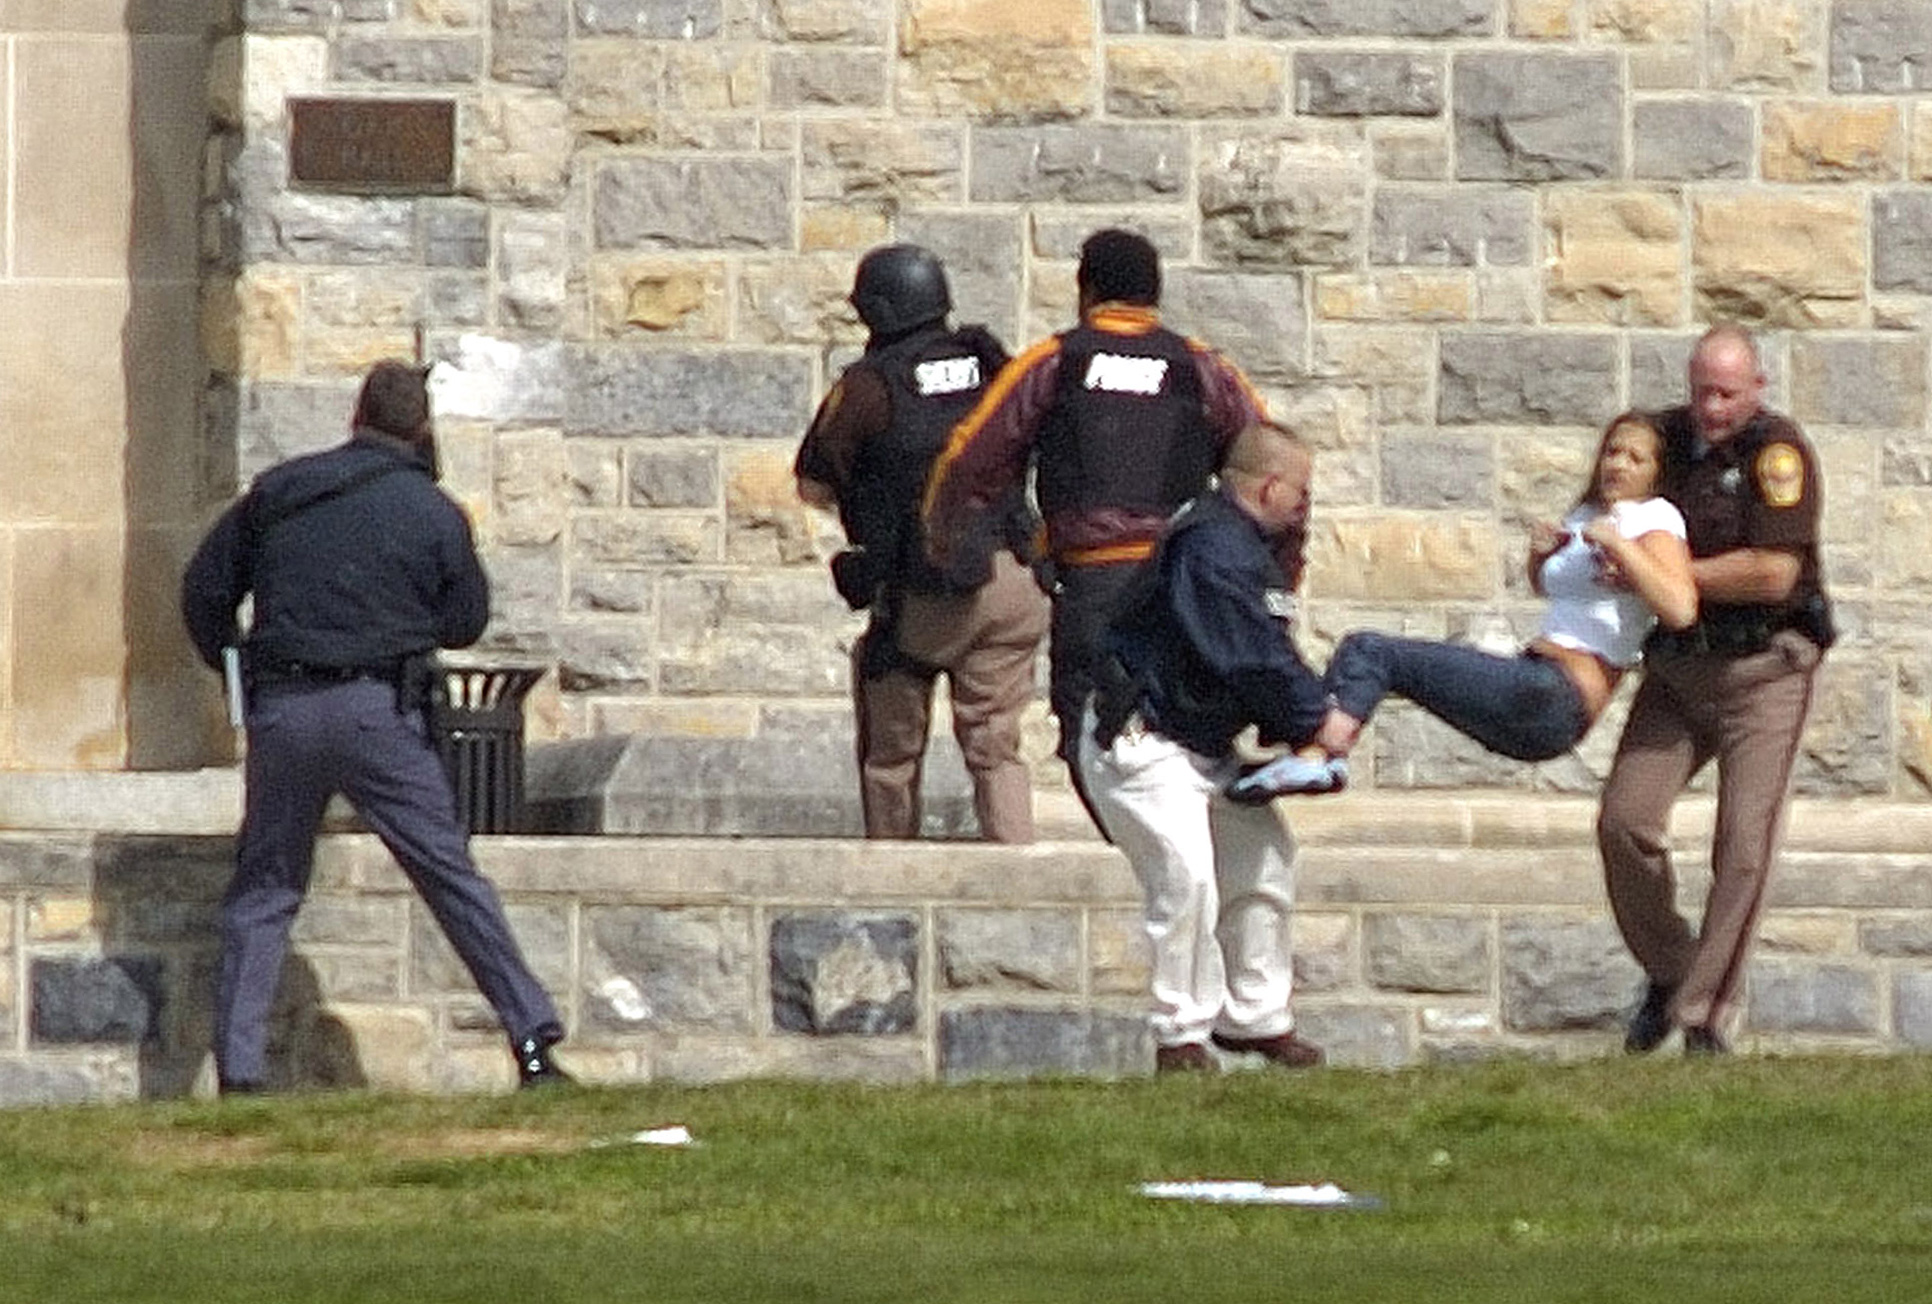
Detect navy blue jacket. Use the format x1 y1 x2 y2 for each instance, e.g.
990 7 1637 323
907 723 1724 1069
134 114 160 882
1105 488 1325 759
180 430 489 672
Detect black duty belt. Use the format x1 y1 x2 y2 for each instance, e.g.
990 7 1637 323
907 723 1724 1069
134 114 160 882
252 658 403 687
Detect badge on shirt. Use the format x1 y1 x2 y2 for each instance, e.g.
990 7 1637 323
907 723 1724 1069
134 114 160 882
1264 588 1298 622
1756 443 1804 508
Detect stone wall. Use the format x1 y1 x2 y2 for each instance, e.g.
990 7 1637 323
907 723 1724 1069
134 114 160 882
192 1 1932 806
5 795 1932 1103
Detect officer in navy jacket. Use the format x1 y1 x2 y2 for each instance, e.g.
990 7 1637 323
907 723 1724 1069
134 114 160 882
181 360 569 1094
1079 420 1327 1074
795 246 1048 841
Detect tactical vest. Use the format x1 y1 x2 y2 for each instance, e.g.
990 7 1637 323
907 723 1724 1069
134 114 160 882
841 324 1013 595
1035 323 1213 524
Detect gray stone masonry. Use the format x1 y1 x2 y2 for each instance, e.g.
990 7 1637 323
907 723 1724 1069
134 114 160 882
1830 0 1932 94
1454 53 1622 181
7 795 1932 1102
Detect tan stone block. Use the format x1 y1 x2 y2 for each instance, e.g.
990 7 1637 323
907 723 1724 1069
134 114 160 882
1912 105 1932 181
1710 0 1828 92
0 283 129 525
1629 45 1701 90
592 257 728 338
1105 43 1283 118
1509 0 1576 38
495 430 568 548
1372 123 1449 181
900 0 1095 120
14 37 130 278
11 527 126 768
1089 908 1152 997
589 698 762 739
801 206 892 253
738 257 864 345
1313 326 1435 386
413 0 483 25
1757 914 1856 954
567 40 664 129
223 268 302 379
572 513 722 567
307 270 422 329
1316 271 1472 323
27 898 94 941
1543 190 1685 326
325 1005 436 1093
125 524 230 769
304 328 421 378
1589 0 1695 41
1475 268 1541 324
0 901 11 951
239 34 330 129
1308 516 1498 602
1763 101 1902 182
663 44 764 112
461 88 572 205
801 121 964 206
726 447 823 566
1692 193 1865 327
1879 492 1932 591
0 1 212 30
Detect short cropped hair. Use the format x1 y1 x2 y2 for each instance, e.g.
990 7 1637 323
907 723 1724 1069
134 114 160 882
1220 419 1308 483
354 360 433 440
1077 228 1161 306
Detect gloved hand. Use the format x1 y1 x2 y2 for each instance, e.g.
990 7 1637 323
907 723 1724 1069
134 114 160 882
1225 755 1349 805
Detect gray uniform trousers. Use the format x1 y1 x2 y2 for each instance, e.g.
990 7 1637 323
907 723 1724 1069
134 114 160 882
216 677 562 1086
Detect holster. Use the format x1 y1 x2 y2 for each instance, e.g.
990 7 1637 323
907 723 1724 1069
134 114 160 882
1088 653 1140 752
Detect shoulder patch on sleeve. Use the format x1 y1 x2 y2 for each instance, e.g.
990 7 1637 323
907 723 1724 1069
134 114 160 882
1756 442 1804 509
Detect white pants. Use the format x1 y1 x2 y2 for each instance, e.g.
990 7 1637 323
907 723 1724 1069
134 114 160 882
1078 710 1299 1049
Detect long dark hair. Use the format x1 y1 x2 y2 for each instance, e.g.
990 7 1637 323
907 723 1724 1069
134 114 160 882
1576 410 1668 512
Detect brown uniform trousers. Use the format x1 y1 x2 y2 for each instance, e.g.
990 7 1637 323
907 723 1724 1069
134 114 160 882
1597 629 1823 1033
853 550 1049 842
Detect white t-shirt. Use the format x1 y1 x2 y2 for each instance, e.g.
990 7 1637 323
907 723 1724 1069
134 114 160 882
1536 497 1688 669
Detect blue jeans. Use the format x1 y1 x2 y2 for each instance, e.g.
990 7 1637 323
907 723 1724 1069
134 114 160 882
1323 632 1591 763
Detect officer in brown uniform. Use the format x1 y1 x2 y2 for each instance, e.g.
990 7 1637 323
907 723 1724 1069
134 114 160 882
796 245 1048 842
1599 324 1835 1055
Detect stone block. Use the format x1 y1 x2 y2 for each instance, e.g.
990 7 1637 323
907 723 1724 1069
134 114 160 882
1371 188 1534 267
1543 190 1685 326
30 957 165 1044
419 199 490 269
1830 0 1932 94
630 447 719 508
938 910 1081 992
1509 0 1573 38
1896 970 1932 1046
1293 1005 1412 1068
1439 331 1620 427
1308 516 1498 602
1101 0 1230 34
659 45 765 113
899 0 1095 122
0 1060 111 1108
497 211 571 331
432 335 568 426
971 123 1189 203
334 36 481 83
1105 43 1284 118
772 913 918 1035
1874 191 1932 293
938 1008 1150 1080
1371 123 1450 180
738 257 866 345
243 193 418 266
1762 100 1903 181
726 445 824 565
1694 194 1867 326
899 211 1025 343
1364 912 1489 992
1756 914 1857 954
460 88 572 205
411 900 572 998
1028 213 1195 262
572 0 725 36
591 257 728 338
292 896 407 947
1713 0 1828 91
1162 269 1308 383
1199 128 1367 268
585 905 756 1032
1289 912 1352 990
570 512 720 567
552 619 660 686
1634 98 1754 179
1295 51 1444 117
1317 271 1472 323
429 273 491 327
1381 432 1494 510
1240 0 1491 37
493 38 566 87
497 0 570 38
802 207 893 253
28 899 95 942
770 49 890 109
1746 959 1882 1033
1454 53 1622 181
761 0 893 41
1500 916 1640 1030
595 157 793 251
1587 0 1696 40
1791 335 1926 429
1861 917 1932 956
565 346 813 440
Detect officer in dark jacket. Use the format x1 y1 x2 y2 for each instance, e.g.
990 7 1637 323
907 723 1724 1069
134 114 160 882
796 245 1048 841
181 360 569 1094
922 229 1267 825
1080 420 1326 1073
1600 323 1834 1056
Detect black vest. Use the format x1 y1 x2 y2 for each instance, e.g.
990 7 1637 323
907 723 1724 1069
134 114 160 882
841 324 1014 594
1035 322 1213 523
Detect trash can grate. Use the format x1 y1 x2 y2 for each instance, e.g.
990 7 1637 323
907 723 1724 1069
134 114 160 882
429 665 546 833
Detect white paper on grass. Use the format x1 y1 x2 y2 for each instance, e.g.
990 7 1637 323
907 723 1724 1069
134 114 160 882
1139 1180 1382 1209
586 1126 697 1149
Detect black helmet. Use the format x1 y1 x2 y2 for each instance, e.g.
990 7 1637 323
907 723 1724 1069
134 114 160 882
849 244 951 335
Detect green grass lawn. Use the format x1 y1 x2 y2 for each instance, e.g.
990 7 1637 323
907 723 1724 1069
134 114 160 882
4 1055 1930 1302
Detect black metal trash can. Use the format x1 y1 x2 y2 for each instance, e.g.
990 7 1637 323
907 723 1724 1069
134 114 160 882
429 664 547 834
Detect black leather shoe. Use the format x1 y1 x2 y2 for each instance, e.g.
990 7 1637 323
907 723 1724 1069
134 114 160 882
514 1037 575 1089
1624 980 1678 1054
1683 1026 1729 1056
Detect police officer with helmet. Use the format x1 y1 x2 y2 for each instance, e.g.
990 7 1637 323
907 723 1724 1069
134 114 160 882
796 245 1048 842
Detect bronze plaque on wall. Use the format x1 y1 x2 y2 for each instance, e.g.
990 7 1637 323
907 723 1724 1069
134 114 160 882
289 98 456 194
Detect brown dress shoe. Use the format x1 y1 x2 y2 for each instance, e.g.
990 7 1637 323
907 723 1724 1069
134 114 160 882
1155 1042 1217 1073
1211 1030 1324 1068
